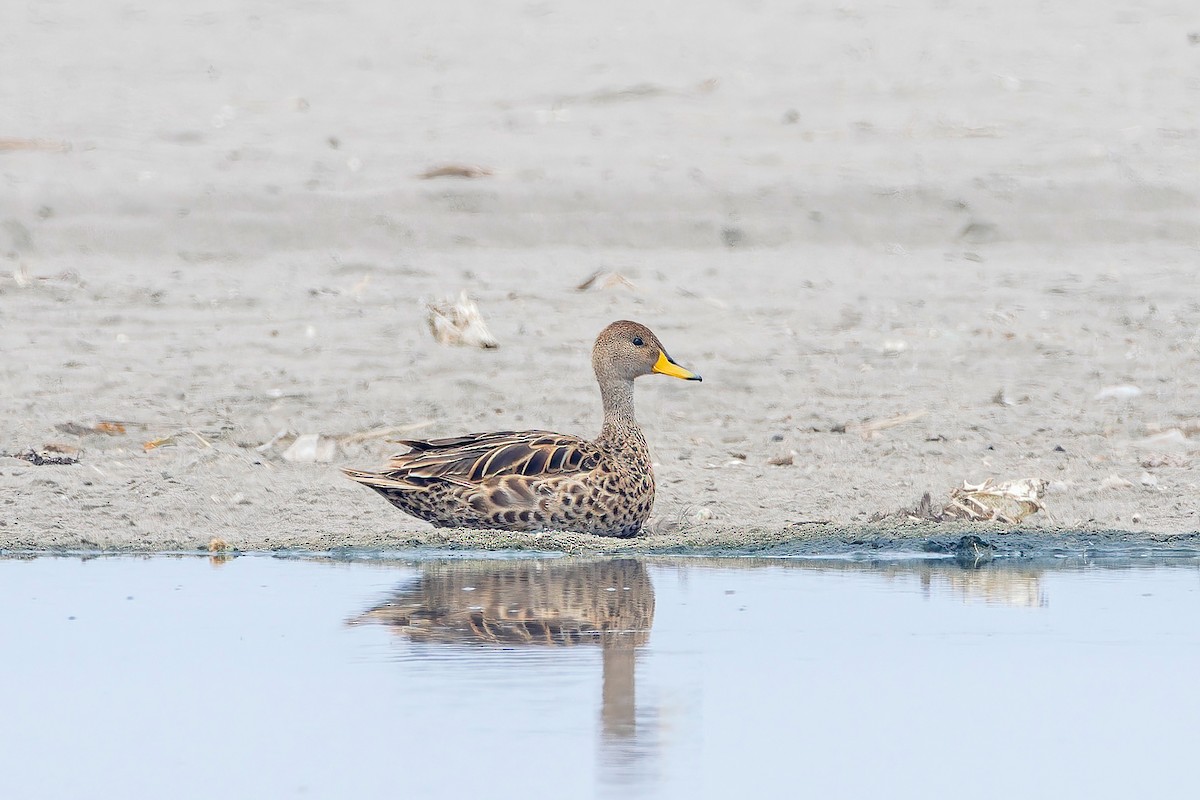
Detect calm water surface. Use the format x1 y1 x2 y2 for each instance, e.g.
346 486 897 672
1 554 1198 799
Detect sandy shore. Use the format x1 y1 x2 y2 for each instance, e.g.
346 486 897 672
2 1 1199 554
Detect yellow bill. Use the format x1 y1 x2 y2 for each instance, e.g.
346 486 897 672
652 350 703 381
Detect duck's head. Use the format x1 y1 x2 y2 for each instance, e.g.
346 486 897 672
592 320 702 384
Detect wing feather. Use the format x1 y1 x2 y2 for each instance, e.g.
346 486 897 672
376 430 599 486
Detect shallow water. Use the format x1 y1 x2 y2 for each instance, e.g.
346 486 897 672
2 554 1198 800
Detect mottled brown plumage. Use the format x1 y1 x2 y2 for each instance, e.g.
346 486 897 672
342 320 701 537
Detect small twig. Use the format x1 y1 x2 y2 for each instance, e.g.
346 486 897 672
340 421 433 444
186 429 212 448
255 429 291 453
846 410 927 440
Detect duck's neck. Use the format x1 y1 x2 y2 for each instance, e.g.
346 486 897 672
599 378 637 434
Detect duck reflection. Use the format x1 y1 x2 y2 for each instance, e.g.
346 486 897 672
354 558 657 773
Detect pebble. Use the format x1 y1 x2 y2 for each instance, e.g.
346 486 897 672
1100 474 1134 491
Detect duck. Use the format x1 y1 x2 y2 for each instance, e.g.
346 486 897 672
342 320 701 537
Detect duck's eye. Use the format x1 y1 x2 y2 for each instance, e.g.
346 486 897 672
632 336 644 347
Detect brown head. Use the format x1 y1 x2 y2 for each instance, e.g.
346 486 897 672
591 320 702 385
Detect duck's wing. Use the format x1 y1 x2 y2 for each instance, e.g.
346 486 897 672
371 430 600 488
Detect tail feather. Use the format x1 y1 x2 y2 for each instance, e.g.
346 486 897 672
340 467 423 492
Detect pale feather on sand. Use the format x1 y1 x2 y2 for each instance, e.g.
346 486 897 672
426 291 499 349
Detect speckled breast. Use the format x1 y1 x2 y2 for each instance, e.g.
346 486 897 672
576 429 656 537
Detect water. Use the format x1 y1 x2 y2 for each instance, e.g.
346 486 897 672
2 554 1198 800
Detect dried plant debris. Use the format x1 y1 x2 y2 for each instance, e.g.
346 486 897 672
578 82 668 104
1166 419 1200 437
894 492 941 523
417 164 492 180
1135 429 1191 449
6 264 86 289
4 448 79 466
338 422 434 445
842 410 927 440
142 430 211 452
1140 453 1189 468
552 80 716 107
207 537 235 565
0 138 70 152
944 479 1048 523
254 429 292 454
55 421 130 437
427 291 499 349
677 287 729 309
575 270 636 291
900 478 1048 524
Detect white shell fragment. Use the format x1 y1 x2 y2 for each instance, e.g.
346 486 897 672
426 291 499 349
282 434 338 463
1093 385 1142 401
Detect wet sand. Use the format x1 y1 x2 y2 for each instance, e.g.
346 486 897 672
2 1 1199 554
